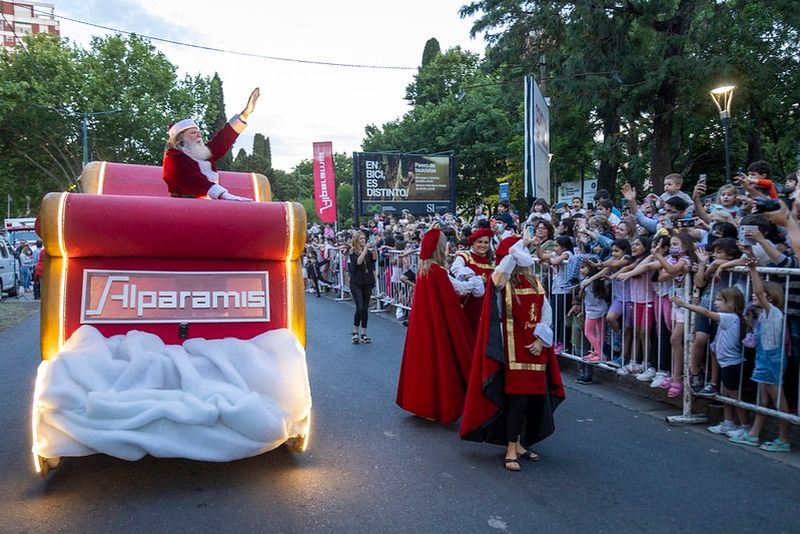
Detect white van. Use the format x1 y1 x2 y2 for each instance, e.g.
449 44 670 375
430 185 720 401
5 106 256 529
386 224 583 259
0 238 20 297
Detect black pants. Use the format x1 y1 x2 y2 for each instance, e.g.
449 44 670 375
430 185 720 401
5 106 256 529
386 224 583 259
307 265 321 296
506 395 528 443
351 283 373 328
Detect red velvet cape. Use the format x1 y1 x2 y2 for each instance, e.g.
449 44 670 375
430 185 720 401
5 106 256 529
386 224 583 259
396 263 475 424
455 251 494 337
460 282 565 447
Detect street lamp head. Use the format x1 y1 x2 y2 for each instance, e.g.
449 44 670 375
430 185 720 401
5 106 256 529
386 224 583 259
709 84 735 119
710 85 735 95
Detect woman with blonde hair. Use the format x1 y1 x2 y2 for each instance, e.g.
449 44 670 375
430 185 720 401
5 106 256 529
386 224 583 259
396 225 484 423
348 231 378 344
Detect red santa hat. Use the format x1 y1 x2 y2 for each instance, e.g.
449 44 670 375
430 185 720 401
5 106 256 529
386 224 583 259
419 228 441 260
495 235 522 261
468 228 494 245
168 118 199 141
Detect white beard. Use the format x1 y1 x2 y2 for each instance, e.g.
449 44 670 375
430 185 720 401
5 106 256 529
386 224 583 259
183 140 212 161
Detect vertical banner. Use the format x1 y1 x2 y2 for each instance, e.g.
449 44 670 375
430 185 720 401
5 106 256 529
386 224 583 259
313 142 337 223
524 75 550 202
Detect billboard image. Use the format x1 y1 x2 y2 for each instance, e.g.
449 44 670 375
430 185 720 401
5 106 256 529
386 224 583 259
353 152 455 217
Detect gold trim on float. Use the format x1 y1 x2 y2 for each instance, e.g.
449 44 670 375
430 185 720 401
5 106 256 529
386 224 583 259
504 282 547 372
96 161 107 194
78 161 106 194
283 202 307 347
252 172 272 202
56 193 68 353
251 173 260 202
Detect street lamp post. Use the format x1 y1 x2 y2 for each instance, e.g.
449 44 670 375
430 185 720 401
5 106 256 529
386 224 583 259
79 109 126 168
709 85 735 183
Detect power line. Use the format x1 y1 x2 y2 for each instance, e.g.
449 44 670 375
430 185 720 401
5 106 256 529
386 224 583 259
36 8 417 71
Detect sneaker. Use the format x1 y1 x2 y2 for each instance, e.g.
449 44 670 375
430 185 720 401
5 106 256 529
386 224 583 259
584 355 602 363
725 425 750 438
689 373 703 394
667 382 682 398
576 375 594 385
728 430 759 446
650 372 669 388
695 384 719 397
606 357 623 368
635 367 657 382
708 420 738 434
759 438 791 452
623 363 643 375
616 366 630 376
659 376 673 390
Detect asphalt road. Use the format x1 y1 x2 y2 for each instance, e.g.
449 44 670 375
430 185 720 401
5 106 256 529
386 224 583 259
1 296 799 533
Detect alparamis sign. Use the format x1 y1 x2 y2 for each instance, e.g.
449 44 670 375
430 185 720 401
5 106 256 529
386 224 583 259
80 270 270 324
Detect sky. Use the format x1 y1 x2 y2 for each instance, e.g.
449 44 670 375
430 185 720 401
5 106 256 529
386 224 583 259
55 0 489 171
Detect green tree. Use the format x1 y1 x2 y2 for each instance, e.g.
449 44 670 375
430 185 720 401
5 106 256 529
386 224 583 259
0 33 215 213
203 72 231 169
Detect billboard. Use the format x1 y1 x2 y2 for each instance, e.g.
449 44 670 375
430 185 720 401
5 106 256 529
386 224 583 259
353 152 455 218
557 179 598 206
524 75 550 201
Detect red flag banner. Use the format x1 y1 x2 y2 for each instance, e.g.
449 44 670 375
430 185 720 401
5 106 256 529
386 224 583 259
313 142 337 223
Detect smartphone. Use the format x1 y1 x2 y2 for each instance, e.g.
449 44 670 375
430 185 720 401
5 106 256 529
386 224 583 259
698 173 707 184
676 217 696 228
526 225 536 237
739 225 758 246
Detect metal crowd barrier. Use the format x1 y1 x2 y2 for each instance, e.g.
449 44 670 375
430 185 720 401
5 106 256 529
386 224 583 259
308 241 800 429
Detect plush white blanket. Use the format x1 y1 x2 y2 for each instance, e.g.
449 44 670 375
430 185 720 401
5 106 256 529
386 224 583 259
32 325 311 462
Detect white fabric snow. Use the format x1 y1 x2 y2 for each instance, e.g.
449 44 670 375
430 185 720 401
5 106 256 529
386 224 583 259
33 325 311 462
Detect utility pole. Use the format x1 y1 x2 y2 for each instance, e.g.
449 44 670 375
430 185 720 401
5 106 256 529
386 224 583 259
78 109 126 168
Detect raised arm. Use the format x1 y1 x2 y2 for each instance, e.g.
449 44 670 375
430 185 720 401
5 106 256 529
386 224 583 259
616 257 659 280
692 182 711 224
747 258 772 311
670 296 720 322
492 238 534 287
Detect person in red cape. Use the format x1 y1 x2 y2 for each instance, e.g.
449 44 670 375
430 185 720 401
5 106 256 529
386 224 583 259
460 235 566 472
162 88 260 201
396 224 485 423
450 227 495 336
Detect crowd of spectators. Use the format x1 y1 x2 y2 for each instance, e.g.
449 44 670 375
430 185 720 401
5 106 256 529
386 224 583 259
303 160 799 452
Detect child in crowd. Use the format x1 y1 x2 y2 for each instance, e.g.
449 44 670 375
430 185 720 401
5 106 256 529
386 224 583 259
689 237 745 395
694 183 742 223
526 198 552 224
568 288 591 383
587 239 633 365
729 260 792 452
579 260 610 364
614 236 653 375
672 287 749 435
538 235 575 354
659 173 694 214
652 233 696 396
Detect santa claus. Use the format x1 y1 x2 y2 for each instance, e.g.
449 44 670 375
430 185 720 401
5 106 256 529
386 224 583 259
162 87 260 201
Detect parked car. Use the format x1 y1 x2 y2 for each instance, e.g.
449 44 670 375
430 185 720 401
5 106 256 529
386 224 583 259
0 238 20 297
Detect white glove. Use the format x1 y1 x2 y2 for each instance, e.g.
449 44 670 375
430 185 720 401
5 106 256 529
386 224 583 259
221 192 253 202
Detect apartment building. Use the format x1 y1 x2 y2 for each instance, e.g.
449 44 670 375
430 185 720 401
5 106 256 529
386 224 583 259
1 1 59 49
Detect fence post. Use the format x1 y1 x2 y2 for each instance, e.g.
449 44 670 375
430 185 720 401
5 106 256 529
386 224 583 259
666 272 708 425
